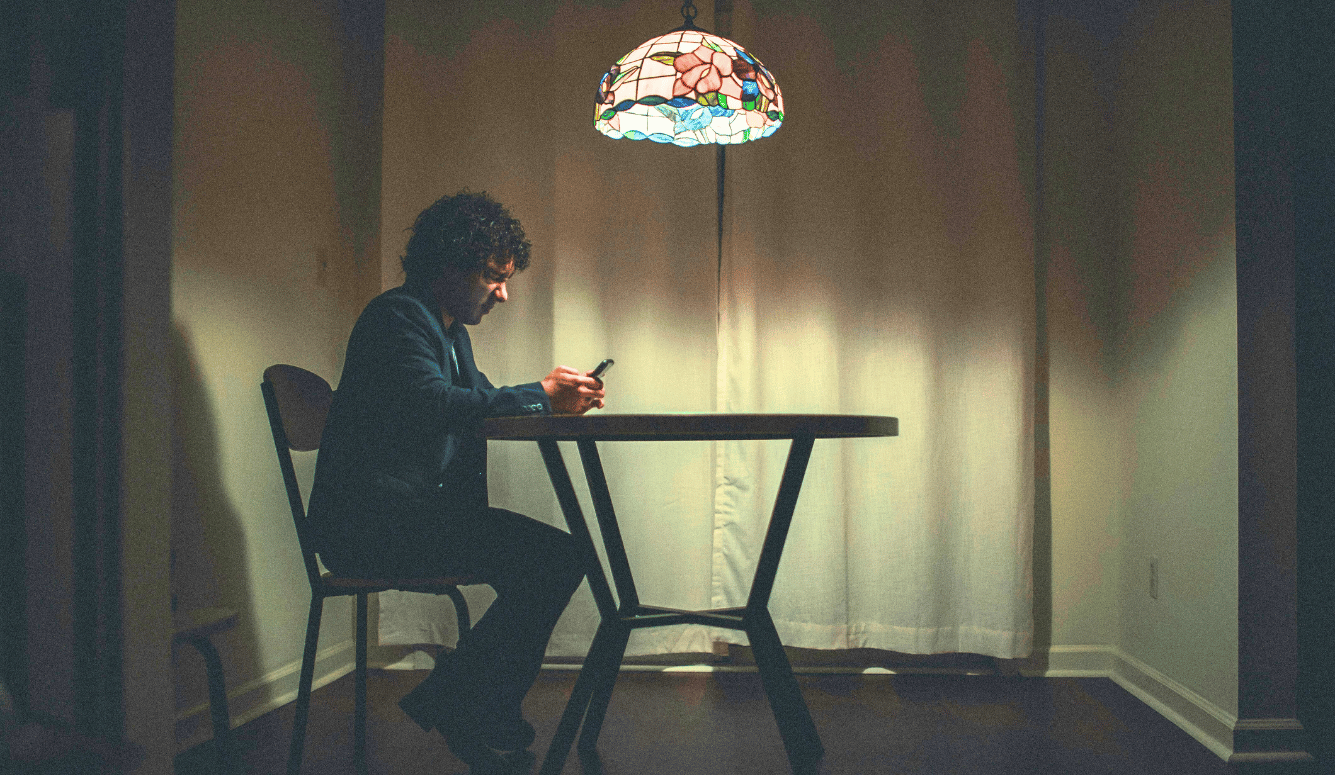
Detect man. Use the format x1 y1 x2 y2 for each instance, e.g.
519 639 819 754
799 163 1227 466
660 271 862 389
308 191 604 773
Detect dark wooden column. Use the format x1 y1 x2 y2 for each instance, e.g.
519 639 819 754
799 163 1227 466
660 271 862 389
1232 0 1328 764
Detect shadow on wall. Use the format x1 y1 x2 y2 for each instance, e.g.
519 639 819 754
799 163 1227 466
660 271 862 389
169 321 259 746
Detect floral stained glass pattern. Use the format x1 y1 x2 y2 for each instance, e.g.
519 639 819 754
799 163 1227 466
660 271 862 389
595 29 784 146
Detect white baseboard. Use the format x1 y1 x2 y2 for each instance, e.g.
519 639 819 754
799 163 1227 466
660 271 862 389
1027 644 1313 765
1107 648 1236 760
1017 643 1118 676
175 638 356 754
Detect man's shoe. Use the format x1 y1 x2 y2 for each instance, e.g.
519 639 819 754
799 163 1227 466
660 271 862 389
437 718 535 774
399 680 535 751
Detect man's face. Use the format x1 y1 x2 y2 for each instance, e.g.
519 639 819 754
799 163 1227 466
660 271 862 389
434 256 515 326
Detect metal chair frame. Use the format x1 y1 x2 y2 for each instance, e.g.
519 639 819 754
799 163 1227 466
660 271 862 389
261 364 474 775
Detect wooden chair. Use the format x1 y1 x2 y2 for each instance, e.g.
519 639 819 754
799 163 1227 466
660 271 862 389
261 364 475 775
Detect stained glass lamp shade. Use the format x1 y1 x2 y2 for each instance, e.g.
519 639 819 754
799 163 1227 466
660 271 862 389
595 29 784 146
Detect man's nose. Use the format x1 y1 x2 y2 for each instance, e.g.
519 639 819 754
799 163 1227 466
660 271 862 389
494 282 508 302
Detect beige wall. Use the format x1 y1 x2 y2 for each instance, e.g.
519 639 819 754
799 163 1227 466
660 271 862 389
1044 0 1238 718
1113 0 1238 718
170 0 383 745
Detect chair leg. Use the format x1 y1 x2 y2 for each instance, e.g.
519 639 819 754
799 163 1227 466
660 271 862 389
186 634 234 775
444 585 471 635
287 595 324 775
355 592 369 775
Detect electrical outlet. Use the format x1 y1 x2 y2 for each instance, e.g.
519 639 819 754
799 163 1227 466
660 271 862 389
1149 557 1159 599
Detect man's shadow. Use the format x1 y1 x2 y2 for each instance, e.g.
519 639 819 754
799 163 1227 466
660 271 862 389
169 321 260 758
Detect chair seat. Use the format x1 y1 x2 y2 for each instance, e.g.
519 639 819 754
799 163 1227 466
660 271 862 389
318 571 476 592
173 606 240 643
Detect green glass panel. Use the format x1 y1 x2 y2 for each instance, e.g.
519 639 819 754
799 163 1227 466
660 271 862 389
718 93 729 108
639 95 669 106
766 110 782 121
600 108 617 120
611 65 639 87
649 52 681 66
703 38 724 53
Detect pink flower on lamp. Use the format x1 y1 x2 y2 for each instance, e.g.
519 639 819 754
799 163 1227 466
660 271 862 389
672 44 729 98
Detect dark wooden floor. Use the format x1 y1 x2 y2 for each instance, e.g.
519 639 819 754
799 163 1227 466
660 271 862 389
175 669 1316 775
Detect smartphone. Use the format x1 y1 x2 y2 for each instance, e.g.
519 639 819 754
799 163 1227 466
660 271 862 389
590 358 614 379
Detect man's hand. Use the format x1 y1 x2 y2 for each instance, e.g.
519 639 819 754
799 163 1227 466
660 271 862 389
541 366 606 415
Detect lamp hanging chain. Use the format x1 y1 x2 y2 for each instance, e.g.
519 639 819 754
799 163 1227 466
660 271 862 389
680 0 698 27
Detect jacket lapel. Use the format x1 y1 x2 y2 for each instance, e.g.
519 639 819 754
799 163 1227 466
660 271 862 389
451 323 480 388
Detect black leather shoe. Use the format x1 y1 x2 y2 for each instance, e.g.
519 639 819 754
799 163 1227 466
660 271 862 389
400 680 536 751
438 719 536 774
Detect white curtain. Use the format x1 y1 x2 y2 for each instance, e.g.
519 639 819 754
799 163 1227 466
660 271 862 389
378 0 1034 661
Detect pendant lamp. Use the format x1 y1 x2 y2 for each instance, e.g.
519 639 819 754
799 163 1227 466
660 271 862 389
594 0 784 146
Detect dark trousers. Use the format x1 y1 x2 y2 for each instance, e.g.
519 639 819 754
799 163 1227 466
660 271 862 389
325 503 585 720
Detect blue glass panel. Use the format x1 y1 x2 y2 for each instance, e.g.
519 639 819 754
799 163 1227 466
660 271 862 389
679 109 711 131
648 132 675 143
667 96 695 107
614 99 637 112
741 79 759 97
624 129 647 140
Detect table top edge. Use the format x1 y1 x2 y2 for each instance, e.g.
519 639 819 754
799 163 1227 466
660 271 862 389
480 413 899 440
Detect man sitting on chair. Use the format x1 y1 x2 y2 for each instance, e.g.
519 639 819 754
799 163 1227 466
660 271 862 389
308 190 604 773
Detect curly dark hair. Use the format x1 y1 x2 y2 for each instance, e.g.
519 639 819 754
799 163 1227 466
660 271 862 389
401 190 531 283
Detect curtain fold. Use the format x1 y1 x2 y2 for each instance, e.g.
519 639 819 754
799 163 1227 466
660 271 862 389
379 0 1035 661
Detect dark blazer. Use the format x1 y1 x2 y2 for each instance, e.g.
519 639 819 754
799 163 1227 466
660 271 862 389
308 281 549 563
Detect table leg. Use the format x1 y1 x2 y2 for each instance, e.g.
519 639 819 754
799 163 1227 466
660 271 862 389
576 622 631 752
535 439 627 774
746 434 814 612
744 434 824 768
576 440 640 612
746 608 823 766
538 619 626 775
536 439 617 618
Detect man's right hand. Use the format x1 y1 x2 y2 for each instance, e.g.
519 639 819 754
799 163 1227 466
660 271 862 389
541 366 606 414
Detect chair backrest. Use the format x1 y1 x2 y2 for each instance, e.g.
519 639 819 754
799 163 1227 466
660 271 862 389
261 364 334 587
